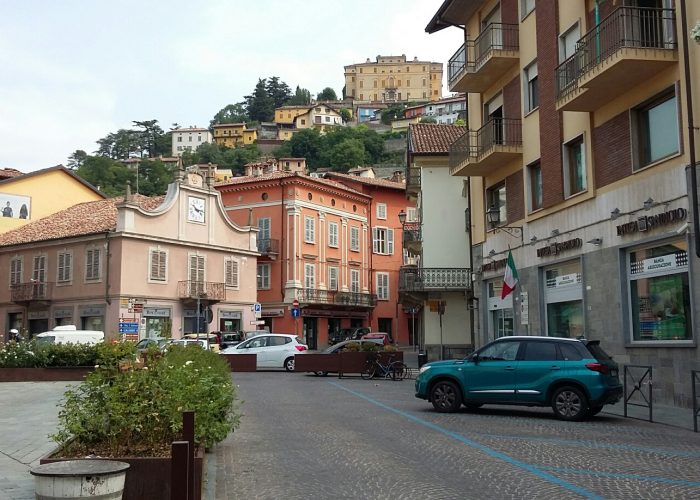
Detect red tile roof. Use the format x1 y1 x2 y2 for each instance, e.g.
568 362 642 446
0 194 163 247
215 172 367 196
0 168 23 180
408 123 466 155
324 172 406 190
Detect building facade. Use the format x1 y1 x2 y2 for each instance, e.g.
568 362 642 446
212 123 257 149
171 127 213 156
428 0 700 408
0 173 259 341
344 55 443 103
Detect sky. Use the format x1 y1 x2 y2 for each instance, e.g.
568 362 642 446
0 0 462 172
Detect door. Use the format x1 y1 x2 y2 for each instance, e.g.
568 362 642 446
481 6 502 54
484 94 504 146
262 336 291 368
463 340 521 402
378 318 392 341
32 255 46 297
515 341 561 404
303 317 317 350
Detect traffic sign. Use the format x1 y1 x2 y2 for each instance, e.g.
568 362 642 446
253 302 262 318
119 322 139 334
292 299 299 308
250 320 266 325
291 308 300 318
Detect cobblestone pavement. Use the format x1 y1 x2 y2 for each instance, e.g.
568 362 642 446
213 372 700 500
0 382 74 500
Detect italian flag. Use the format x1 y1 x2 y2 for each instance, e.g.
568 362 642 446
501 250 519 299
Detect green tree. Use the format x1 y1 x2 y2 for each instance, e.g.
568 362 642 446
76 156 134 197
132 119 165 158
420 117 438 124
136 159 174 196
276 128 323 169
338 108 352 123
288 86 311 105
328 139 365 171
265 76 292 109
245 79 275 122
317 87 337 101
67 150 88 170
381 104 406 125
210 103 249 128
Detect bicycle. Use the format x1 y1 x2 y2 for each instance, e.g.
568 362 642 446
360 352 407 381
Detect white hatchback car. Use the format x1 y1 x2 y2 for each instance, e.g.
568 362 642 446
220 334 308 371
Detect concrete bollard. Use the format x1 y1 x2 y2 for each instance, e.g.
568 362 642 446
30 460 130 499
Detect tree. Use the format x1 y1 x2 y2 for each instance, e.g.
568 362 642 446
210 103 249 127
328 139 365 171
338 108 352 124
420 117 438 124
67 150 88 170
277 129 323 169
245 79 275 122
317 87 337 101
136 159 174 196
288 86 311 105
132 120 165 158
76 156 134 197
265 76 292 109
381 104 406 125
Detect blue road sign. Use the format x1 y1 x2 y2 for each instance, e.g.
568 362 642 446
291 308 300 318
119 322 139 333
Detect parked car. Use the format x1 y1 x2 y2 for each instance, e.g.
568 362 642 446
184 333 220 352
220 332 244 349
361 332 391 346
304 339 385 376
169 339 207 349
135 338 171 353
415 336 622 421
242 330 270 340
329 327 371 345
220 334 308 371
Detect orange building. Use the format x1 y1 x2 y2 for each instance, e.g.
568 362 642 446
216 170 413 348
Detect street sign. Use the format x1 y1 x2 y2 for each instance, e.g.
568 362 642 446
291 308 300 318
253 302 262 318
250 320 266 325
119 322 139 334
292 299 299 308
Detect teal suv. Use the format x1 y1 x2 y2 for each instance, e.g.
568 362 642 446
415 336 622 421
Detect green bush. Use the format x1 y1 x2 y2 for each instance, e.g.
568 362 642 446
0 340 46 368
0 340 136 369
52 345 239 456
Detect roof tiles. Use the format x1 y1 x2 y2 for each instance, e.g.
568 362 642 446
409 123 466 155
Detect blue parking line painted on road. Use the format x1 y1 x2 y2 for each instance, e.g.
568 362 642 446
329 381 603 500
538 466 700 488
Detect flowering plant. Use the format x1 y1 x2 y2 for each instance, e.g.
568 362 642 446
691 21 700 44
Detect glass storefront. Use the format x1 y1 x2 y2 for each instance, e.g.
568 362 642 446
628 240 691 342
546 300 584 338
486 279 514 338
543 260 583 338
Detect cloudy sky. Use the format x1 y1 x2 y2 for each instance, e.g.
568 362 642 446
0 0 462 172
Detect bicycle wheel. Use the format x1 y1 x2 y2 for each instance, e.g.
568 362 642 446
390 361 407 381
360 360 376 380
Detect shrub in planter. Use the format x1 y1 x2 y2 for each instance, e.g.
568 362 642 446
0 340 46 368
51 345 239 457
0 340 136 369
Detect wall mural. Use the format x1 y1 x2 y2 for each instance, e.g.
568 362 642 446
0 192 31 219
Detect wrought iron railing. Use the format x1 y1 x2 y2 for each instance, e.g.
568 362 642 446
11 282 52 302
449 118 522 169
257 238 279 255
399 267 471 292
556 6 676 100
178 281 226 300
448 43 467 84
402 223 421 246
298 288 377 307
449 130 473 170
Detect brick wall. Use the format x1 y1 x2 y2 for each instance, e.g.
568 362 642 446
503 77 521 120
502 0 518 24
506 170 524 223
537 0 564 208
593 111 632 188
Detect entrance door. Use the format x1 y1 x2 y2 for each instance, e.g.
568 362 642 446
303 317 317 350
378 318 393 341
29 318 48 337
484 94 504 146
327 318 341 346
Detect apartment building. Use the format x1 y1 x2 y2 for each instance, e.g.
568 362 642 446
171 127 213 156
0 172 258 341
427 0 700 408
344 54 443 103
404 123 474 359
404 94 468 124
274 105 344 140
212 123 257 149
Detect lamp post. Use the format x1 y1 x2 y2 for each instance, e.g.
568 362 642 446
486 204 523 241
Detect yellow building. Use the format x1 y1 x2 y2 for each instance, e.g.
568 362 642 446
274 106 311 125
212 123 257 148
0 166 104 234
344 54 443 103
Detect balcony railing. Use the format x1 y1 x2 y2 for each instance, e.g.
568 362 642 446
298 288 377 308
406 167 421 192
402 223 422 246
257 238 279 256
399 267 471 292
449 118 522 170
448 23 519 88
556 6 676 101
11 282 52 302
178 281 226 301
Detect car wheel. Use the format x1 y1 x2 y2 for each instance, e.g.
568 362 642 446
551 386 588 421
587 405 604 417
463 402 483 410
284 357 295 372
430 380 462 413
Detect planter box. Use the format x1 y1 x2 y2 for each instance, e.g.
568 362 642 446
339 351 404 377
294 353 340 373
0 367 94 382
41 445 204 500
221 353 257 372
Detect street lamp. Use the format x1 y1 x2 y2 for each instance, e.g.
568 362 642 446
398 209 407 226
486 204 523 241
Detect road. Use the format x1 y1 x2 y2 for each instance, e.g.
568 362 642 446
212 372 700 500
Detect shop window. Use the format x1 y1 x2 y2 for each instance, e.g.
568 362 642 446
628 240 691 342
631 88 679 170
544 260 583 338
563 135 586 197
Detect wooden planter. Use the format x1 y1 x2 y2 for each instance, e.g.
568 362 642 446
221 353 257 372
40 446 204 500
294 351 404 377
0 367 94 382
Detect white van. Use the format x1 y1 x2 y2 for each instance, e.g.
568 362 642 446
35 325 104 345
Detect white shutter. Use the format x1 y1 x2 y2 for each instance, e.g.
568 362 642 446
372 227 379 253
387 229 394 255
225 259 239 288
329 267 338 291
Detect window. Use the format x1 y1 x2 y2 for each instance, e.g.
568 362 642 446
328 222 339 247
225 258 239 288
372 227 394 255
189 254 205 291
521 0 535 17
559 343 583 361
559 23 580 63
628 240 691 342
149 249 167 282
9 257 22 286
376 203 387 220
528 161 543 211
304 263 316 289
478 341 521 361
522 341 557 361
258 217 270 240
350 269 360 293
304 216 315 243
376 272 389 300
563 135 586 197
487 183 506 227
406 207 418 222
632 88 679 170
177 136 182 142
33 255 46 283
328 266 339 291
85 249 101 281
257 263 270 289
524 61 539 113
57 252 72 283
188 136 192 142
350 226 360 251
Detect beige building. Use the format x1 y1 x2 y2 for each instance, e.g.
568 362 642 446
0 172 259 341
427 0 700 409
274 104 344 139
171 127 213 156
344 54 443 103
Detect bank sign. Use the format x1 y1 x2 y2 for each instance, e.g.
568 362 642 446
616 208 687 236
642 254 677 273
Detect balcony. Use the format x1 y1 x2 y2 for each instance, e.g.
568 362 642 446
11 282 52 304
298 289 377 308
399 267 471 293
402 223 422 254
449 118 522 176
257 238 280 258
406 167 421 197
178 281 225 304
556 6 677 111
448 23 519 93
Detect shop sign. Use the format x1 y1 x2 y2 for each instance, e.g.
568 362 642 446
28 310 49 320
555 273 579 287
301 309 368 319
53 308 73 318
143 307 171 317
616 208 687 236
80 306 104 316
261 308 284 317
642 254 677 273
220 310 242 319
481 258 507 273
537 238 582 258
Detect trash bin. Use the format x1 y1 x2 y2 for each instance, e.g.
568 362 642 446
31 460 130 500
417 352 428 368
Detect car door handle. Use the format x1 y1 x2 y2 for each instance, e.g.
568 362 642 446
504 366 515 371
550 366 561 370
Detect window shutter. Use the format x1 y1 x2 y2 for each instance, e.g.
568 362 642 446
150 251 159 280
158 252 166 280
372 228 379 253
189 255 198 283
387 229 394 255
226 259 239 287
